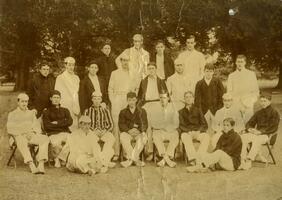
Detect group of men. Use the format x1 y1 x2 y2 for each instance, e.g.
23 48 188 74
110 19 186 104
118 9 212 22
6 34 280 175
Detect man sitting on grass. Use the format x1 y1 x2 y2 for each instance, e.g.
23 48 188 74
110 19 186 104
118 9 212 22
187 118 242 172
65 116 105 176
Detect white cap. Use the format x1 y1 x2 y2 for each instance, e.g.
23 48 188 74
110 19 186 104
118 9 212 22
222 93 233 100
174 57 183 65
64 57 75 64
17 93 29 100
79 115 91 123
91 91 102 97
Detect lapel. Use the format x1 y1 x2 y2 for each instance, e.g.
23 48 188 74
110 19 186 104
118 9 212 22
86 75 95 92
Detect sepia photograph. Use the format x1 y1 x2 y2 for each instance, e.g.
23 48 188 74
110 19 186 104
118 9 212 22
0 0 281 199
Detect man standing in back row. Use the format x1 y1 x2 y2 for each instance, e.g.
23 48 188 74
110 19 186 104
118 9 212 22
177 35 206 91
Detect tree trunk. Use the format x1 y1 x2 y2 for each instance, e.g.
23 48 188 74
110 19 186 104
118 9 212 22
14 56 31 91
276 64 282 90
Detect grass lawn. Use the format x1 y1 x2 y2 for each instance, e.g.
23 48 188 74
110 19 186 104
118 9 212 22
0 80 282 200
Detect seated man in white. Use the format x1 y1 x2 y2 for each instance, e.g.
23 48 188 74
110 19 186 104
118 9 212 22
7 93 50 174
211 93 245 148
241 92 280 169
65 116 104 176
179 91 209 167
42 90 73 168
84 91 116 172
187 118 242 172
119 92 148 168
151 92 179 167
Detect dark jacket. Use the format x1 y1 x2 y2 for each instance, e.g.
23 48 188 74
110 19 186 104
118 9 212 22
96 53 117 86
118 106 148 133
79 75 108 114
137 76 168 106
215 129 242 170
195 77 225 115
178 104 208 133
27 72 55 118
246 105 280 136
151 50 175 80
42 105 73 136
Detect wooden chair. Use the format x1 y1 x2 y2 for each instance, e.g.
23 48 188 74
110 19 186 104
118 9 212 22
7 134 39 168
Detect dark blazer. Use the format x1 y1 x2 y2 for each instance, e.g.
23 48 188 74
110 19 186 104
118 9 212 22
118 106 148 133
27 72 55 118
194 77 225 115
151 50 174 80
137 76 168 107
78 75 108 113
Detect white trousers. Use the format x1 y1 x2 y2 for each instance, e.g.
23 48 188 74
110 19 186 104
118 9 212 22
201 150 234 171
93 131 115 165
14 133 50 163
111 94 128 156
66 154 102 173
153 130 179 157
49 132 69 159
120 132 147 161
181 131 210 161
241 133 269 160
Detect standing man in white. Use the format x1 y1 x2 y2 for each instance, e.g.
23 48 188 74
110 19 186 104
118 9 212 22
227 54 259 123
177 35 206 91
109 54 139 160
115 34 150 83
166 58 194 111
55 57 80 131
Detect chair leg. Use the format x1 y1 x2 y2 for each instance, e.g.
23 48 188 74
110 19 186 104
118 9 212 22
120 145 123 162
7 146 17 167
153 144 157 164
182 143 188 165
266 144 276 165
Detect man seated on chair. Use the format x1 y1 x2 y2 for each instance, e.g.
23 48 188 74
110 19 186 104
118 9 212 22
241 92 280 169
42 90 73 168
119 92 148 168
211 93 245 149
179 91 209 168
187 118 242 172
7 93 50 174
151 92 179 168
65 116 104 176
84 91 116 172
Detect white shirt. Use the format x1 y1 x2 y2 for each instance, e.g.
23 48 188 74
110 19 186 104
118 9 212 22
212 106 245 133
88 74 101 93
166 73 193 103
145 76 159 101
55 71 80 115
227 68 259 107
156 54 165 79
7 108 41 136
108 69 138 101
115 47 150 79
177 49 206 84
148 103 179 132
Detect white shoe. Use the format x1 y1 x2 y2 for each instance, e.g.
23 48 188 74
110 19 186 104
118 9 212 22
87 169 96 176
120 160 133 168
164 155 176 168
107 161 116 168
186 165 203 173
157 159 165 167
29 162 39 174
100 166 108 173
37 162 45 174
240 160 252 170
54 158 61 168
134 160 145 167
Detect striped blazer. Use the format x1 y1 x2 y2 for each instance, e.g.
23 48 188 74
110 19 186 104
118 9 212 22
84 106 113 131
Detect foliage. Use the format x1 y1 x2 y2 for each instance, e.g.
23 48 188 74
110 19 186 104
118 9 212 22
0 0 281 90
